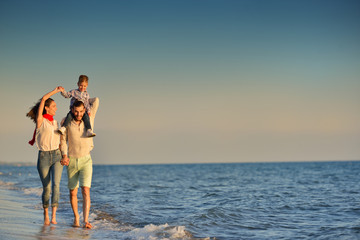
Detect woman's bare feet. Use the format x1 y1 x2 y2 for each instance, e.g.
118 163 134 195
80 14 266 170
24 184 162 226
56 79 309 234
44 208 50 225
51 206 58 224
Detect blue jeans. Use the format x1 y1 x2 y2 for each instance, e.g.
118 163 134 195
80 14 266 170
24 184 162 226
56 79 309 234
37 149 63 208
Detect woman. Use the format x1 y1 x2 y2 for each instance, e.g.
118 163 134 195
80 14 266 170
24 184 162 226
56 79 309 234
26 86 64 225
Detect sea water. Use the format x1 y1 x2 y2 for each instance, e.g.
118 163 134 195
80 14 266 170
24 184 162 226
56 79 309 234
1 161 360 239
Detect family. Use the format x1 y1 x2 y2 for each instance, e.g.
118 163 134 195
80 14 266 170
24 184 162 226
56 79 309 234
26 75 99 229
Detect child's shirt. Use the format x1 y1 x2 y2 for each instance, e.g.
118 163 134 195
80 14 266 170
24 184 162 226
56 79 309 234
61 89 91 112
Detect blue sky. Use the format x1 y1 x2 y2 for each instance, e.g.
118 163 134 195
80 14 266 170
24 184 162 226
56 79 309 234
1 0 359 164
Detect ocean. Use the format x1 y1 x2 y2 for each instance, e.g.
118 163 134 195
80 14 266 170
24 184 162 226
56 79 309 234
1 161 360 239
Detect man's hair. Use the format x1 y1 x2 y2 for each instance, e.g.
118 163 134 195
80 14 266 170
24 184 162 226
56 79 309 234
78 75 89 84
72 100 85 109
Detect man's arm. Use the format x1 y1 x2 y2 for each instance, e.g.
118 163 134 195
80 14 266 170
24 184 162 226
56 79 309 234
60 120 69 166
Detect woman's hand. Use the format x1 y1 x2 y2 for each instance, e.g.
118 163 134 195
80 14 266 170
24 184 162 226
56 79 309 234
55 86 64 92
60 155 69 166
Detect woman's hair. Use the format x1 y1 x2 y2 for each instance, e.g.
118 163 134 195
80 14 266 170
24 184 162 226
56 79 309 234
78 75 89 84
26 98 54 123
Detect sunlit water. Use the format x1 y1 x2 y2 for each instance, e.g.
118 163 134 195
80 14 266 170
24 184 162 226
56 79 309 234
1 161 360 239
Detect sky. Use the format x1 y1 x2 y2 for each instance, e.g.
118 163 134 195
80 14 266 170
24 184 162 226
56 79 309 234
0 0 359 165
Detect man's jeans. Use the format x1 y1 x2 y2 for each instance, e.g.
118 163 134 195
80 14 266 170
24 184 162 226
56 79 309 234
37 149 63 208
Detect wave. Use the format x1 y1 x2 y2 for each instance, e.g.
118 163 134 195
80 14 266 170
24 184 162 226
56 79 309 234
124 223 193 240
0 180 16 189
23 187 42 196
87 210 213 240
0 179 42 197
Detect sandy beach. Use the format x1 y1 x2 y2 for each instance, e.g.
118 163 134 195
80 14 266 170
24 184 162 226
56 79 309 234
0 187 93 240
0 187 43 240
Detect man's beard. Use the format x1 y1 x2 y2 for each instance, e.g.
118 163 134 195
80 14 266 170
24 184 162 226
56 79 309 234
74 115 83 121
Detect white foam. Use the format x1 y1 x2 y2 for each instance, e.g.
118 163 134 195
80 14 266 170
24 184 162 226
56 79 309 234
74 210 211 239
86 212 134 232
0 180 18 191
85 211 195 239
23 187 42 196
0 180 15 187
123 223 193 240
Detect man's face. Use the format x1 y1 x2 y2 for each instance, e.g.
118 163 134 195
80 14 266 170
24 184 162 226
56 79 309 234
72 105 85 121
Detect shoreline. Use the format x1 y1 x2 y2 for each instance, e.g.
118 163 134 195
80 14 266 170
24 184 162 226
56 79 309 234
0 187 43 240
1 159 359 168
0 187 94 240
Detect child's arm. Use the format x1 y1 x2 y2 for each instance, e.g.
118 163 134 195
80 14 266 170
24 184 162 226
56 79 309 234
61 89 74 99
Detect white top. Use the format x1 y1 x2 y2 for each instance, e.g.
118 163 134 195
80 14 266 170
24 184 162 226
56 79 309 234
60 98 99 158
36 119 60 151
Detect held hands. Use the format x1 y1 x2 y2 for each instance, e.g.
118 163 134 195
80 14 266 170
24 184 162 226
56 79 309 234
55 86 65 93
61 155 69 166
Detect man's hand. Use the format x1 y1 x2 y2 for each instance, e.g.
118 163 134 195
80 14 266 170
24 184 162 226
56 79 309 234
61 155 69 166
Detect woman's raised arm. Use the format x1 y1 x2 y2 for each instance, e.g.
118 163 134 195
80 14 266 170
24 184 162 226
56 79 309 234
36 86 64 128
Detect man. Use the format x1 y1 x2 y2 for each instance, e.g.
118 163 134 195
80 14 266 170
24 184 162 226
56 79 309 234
60 98 99 229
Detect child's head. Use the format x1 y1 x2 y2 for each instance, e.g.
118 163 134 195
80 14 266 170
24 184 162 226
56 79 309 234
78 75 89 92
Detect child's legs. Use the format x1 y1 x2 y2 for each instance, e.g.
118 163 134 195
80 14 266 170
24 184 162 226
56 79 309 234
82 112 92 130
62 111 74 127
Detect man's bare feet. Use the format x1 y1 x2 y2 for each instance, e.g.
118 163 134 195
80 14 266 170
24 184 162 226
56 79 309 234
72 219 80 227
51 219 57 224
84 222 93 229
72 214 80 227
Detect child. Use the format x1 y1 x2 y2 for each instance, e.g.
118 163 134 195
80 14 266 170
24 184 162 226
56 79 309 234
58 75 96 138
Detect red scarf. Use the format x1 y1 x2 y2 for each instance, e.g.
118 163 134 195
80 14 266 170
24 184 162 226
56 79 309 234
28 114 54 146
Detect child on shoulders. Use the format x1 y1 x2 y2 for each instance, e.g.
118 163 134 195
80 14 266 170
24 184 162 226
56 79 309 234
58 75 96 138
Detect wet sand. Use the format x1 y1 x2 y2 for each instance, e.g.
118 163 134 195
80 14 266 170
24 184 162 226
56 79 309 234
0 188 93 240
0 188 43 239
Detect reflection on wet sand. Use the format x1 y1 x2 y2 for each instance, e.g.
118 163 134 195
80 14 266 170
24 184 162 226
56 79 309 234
37 224 92 240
